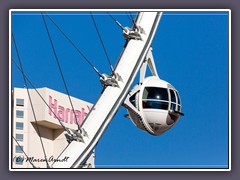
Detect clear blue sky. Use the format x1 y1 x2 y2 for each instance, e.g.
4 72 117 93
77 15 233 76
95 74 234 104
11 11 229 169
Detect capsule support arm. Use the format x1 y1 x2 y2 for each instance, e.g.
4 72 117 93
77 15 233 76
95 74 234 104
140 47 160 84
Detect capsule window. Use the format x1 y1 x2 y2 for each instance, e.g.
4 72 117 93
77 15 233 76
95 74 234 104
143 87 168 101
170 103 176 111
142 87 169 110
129 92 137 107
175 91 181 105
169 89 182 112
170 89 176 103
142 100 169 110
177 105 181 112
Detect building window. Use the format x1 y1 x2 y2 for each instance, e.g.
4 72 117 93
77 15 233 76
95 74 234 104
16 99 24 107
16 134 23 141
16 122 24 130
16 145 24 153
16 110 24 118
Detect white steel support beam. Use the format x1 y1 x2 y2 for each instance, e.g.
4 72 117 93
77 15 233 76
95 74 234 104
52 11 162 168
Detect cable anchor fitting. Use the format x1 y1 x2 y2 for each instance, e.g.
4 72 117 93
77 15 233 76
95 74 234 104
65 128 89 144
123 25 144 41
100 71 123 88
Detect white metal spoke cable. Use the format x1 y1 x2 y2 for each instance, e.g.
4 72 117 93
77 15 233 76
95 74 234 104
90 12 114 72
12 12 163 169
41 13 82 131
42 12 104 78
12 58 71 134
51 12 161 168
12 33 50 168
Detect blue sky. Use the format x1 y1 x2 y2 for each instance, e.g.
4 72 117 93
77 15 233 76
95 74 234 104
11 11 229 169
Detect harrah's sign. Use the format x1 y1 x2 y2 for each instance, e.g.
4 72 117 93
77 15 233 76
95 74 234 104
48 95 91 125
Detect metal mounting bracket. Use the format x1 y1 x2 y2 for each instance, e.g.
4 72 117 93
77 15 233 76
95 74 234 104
65 128 88 144
123 26 143 40
100 72 122 88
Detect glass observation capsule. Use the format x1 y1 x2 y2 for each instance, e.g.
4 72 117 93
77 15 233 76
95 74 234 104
124 76 184 136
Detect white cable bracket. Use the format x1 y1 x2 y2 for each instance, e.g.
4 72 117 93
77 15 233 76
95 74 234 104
100 71 122 88
65 128 85 143
123 25 144 40
81 128 89 138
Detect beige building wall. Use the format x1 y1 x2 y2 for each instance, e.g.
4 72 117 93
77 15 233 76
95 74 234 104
11 87 93 168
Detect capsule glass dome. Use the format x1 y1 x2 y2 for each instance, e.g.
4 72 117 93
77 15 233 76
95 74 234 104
125 76 183 136
140 76 182 114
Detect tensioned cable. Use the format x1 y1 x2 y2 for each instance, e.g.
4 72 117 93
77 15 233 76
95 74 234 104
125 12 133 25
126 12 137 29
42 12 103 78
128 12 135 23
12 58 70 134
107 12 126 31
41 13 81 131
12 135 37 168
90 12 114 72
127 12 137 30
12 33 50 168
110 12 137 32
